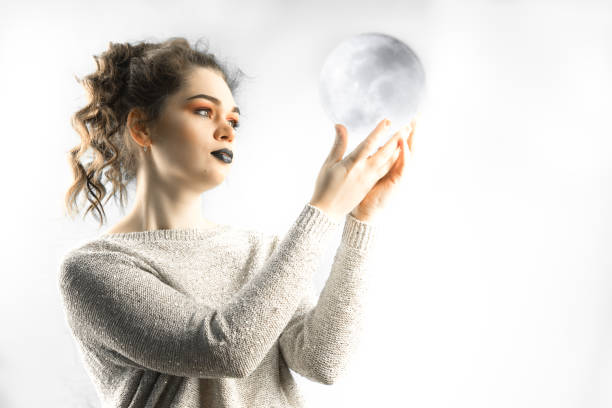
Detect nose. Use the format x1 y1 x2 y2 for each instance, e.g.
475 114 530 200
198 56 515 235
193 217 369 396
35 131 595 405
214 121 235 143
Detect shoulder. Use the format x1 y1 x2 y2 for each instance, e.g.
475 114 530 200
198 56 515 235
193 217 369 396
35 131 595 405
58 239 142 285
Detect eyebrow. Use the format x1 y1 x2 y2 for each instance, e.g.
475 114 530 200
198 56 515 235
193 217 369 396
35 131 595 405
185 94 240 115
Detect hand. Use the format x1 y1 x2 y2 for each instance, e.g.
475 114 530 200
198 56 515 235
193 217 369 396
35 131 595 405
309 117 415 223
350 119 416 223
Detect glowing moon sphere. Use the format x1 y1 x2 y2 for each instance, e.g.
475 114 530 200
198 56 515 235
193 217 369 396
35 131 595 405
319 32 426 138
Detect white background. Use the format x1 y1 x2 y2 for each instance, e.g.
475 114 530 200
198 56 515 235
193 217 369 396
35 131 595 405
0 0 610 407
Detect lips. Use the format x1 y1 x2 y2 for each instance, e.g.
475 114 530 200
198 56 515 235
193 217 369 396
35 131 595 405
211 148 233 163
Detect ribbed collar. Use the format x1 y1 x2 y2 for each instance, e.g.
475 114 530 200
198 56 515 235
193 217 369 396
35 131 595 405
100 224 231 242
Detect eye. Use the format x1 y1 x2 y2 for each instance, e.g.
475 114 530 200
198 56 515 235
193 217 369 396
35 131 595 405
229 119 241 130
195 108 241 130
195 108 212 118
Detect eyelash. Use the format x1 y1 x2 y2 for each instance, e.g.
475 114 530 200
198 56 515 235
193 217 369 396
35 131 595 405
195 108 241 130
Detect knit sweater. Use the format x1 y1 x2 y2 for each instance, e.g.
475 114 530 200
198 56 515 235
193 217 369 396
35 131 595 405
58 202 377 408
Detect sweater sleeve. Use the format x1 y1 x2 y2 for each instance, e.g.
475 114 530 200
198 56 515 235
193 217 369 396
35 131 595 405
278 212 378 385
58 203 342 379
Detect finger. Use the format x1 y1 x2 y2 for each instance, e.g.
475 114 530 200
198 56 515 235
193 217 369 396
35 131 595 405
380 136 406 182
345 118 390 165
370 125 409 170
392 135 407 180
407 120 416 152
389 135 406 181
374 134 402 180
325 124 348 165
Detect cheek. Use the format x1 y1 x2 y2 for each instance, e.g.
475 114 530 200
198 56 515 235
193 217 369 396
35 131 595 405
158 114 214 167
166 115 201 146
178 121 215 166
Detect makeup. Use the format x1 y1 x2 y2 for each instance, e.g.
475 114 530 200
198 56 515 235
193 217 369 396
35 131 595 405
211 148 233 163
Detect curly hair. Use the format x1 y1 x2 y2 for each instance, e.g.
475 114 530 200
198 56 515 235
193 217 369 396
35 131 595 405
64 36 246 228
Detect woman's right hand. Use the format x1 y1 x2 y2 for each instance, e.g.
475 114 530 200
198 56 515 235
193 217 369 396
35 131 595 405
309 118 407 222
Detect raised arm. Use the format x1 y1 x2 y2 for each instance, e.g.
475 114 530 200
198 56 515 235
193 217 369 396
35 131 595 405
278 211 377 384
58 203 341 379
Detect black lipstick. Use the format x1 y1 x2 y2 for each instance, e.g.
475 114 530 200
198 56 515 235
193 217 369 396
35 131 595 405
211 148 233 163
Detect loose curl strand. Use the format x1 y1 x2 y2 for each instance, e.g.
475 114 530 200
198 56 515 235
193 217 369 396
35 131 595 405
64 36 246 228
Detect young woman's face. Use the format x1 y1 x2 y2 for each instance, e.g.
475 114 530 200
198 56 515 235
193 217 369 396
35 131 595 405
147 66 241 191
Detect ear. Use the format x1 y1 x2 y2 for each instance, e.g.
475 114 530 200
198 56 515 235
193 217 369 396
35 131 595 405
126 107 151 148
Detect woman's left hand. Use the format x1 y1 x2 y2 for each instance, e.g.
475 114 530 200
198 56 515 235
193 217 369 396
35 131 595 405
350 119 416 223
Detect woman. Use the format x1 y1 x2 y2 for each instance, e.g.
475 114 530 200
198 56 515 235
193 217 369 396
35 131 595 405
59 37 415 407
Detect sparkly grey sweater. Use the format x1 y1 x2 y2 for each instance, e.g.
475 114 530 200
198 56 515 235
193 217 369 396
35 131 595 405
58 203 377 407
